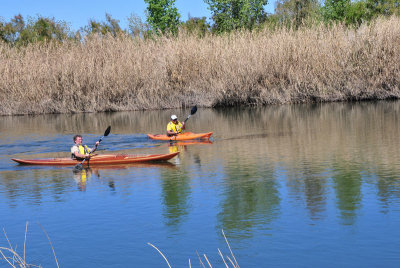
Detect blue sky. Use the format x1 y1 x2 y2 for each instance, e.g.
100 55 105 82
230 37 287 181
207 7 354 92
1 0 276 31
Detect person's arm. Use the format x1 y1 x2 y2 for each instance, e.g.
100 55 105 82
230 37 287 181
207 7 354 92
167 123 178 136
176 121 185 133
167 129 178 136
91 141 100 153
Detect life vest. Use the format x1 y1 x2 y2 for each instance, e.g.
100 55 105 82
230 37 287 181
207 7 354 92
167 121 183 134
71 144 91 159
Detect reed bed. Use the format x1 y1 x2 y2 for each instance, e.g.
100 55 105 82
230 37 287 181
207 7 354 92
0 16 399 115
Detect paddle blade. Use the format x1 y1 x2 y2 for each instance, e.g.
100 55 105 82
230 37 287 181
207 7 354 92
74 163 83 171
104 126 111 137
190 106 197 115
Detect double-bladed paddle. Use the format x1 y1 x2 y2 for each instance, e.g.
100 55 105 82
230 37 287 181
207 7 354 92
74 126 111 170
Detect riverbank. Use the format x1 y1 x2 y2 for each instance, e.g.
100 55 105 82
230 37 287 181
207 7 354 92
1 16 399 115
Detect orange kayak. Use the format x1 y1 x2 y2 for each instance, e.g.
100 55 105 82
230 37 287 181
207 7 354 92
11 152 179 166
147 132 213 141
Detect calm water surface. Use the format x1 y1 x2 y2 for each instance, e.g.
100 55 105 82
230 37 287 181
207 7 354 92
1 102 400 267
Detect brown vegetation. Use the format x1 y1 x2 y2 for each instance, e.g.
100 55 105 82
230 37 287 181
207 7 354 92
0 16 399 115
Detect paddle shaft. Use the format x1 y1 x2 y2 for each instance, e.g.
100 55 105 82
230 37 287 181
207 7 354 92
177 106 197 133
76 139 101 166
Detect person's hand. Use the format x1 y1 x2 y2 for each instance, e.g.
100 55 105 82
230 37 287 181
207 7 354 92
95 141 100 147
85 153 90 159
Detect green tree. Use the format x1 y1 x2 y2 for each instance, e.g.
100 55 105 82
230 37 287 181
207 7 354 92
205 0 268 33
365 0 400 19
344 0 368 25
1 15 71 45
323 0 351 21
144 0 181 35
0 14 25 43
275 0 321 28
180 16 210 37
0 20 13 43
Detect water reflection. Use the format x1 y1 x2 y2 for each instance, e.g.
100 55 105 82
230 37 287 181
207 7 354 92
72 168 100 191
304 176 328 221
375 169 400 214
160 168 191 228
0 169 73 206
2 101 400 267
331 162 363 225
1 101 400 227
218 158 280 237
284 162 329 221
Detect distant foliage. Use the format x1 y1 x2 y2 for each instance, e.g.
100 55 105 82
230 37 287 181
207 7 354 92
0 14 72 45
274 0 321 29
144 0 181 35
82 13 123 37
127 13 151 39
344 1 368 25
365 0 400 18
1 0 400 43
204 0 269 33
323 0 351 22
322 0 370 26
321 0 400 26
180 16 210 37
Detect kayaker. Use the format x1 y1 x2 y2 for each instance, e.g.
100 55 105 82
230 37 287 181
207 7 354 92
71 135 100 159
167 115 185 137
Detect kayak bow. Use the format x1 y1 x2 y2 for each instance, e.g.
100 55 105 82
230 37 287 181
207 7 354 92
147 132 213 141
12 152 179 166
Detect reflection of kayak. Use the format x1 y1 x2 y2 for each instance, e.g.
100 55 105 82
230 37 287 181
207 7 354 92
147 132 213 141
80 162 177 170
173 140 213 146
12 152 179 166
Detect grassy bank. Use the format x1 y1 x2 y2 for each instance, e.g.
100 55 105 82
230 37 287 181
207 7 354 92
1 16 399 115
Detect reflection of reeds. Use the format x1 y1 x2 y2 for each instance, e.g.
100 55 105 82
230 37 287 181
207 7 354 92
149 230 240 268
1 17 400 115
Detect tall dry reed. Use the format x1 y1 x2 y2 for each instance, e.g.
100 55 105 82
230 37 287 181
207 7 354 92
1 16 399 115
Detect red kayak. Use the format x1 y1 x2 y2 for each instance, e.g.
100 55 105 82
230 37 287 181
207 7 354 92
11 152 179 166
147 132 213 141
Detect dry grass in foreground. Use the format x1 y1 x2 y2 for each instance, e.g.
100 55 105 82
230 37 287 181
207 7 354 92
148 229 239 268
0 222 59 268
1 224 237 268
1 16 399 115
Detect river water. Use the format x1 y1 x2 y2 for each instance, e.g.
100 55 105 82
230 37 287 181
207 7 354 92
1 101 400 267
